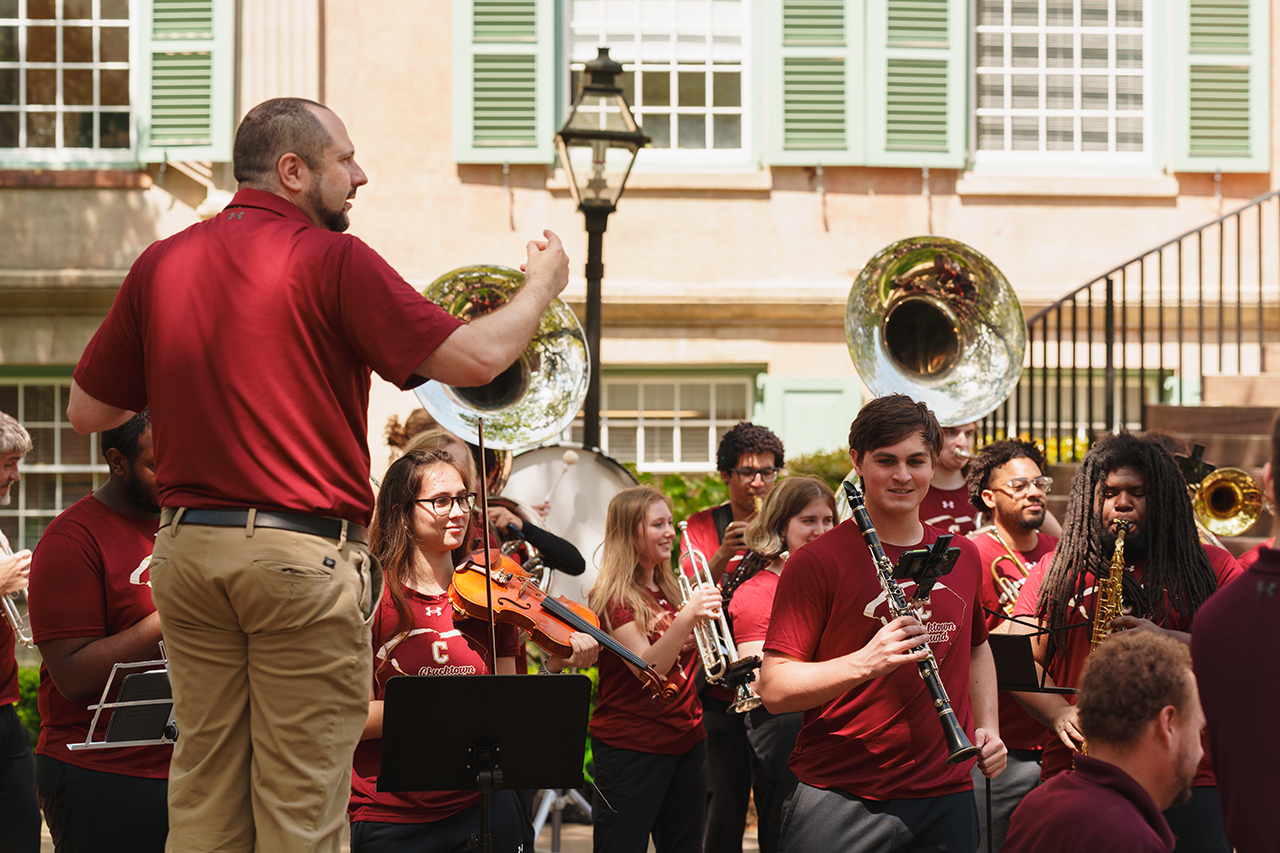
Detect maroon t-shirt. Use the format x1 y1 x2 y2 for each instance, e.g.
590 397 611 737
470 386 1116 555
1192 546 1280 853
1003 755 1175 853
73 188 463 527
1013 544 1242 782
972 530 1057 751
728 569 780 644
27 495 165 777
1236 537 1273 571
349 584 519 824
918 484 979 536
0 531 17 708
765 520 988 799
590 589 705 755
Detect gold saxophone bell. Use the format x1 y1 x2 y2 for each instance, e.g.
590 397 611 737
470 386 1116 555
1194 467 1263 538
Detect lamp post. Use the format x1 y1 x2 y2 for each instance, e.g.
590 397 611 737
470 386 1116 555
555 47 648 451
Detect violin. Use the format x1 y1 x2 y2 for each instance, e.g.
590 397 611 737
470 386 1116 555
450 548 679 705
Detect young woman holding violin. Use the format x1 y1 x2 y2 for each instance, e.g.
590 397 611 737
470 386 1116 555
587 485 723 853
347 449 598 853
722 476 836 853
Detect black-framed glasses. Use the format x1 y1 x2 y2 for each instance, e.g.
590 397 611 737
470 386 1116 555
415 493 477 514
1001 476 1052 494
731 467 780 484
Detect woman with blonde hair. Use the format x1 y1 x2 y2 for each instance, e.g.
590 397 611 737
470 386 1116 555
724 476 836 853
587 485 722 853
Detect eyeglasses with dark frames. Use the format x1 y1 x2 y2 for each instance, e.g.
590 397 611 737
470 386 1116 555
415 493 477 514
731 467 780 484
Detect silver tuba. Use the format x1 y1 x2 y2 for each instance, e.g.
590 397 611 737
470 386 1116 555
676 521 762 714
846 237 1025 426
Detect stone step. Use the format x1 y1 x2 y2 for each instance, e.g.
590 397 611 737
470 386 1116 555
1201 374 1280 406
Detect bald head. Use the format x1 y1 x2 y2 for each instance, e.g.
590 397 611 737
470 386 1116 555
233 97 334 189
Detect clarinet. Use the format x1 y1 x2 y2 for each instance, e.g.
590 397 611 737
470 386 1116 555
842 480 980 765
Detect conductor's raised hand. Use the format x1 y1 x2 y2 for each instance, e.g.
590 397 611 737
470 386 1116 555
520 230 570 298
852 615 929 680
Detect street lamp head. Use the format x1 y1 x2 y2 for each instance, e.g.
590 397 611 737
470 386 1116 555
556 47 650 212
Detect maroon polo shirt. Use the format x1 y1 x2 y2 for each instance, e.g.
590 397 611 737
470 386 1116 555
74 188 462 526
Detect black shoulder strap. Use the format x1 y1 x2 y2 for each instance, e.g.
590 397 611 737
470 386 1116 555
711 502 735 544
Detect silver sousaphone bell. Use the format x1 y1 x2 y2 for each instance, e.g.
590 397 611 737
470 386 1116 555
414 265 590 451
846 237 1025 426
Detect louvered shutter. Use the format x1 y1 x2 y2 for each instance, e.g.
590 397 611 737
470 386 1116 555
453 0 555 163
1171 0 1269 172
766 0 865 165
863 0 967 167
137 0 234 162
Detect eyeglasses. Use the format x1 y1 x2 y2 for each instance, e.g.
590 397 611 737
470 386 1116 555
1001 476 1053 494
731 467 780 484
415 493 477 514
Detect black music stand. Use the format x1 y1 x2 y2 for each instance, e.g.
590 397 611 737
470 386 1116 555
988 633 1077 695
380 674 592 853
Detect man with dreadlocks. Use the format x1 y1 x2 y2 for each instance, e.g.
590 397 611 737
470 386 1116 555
1009 432 1240 853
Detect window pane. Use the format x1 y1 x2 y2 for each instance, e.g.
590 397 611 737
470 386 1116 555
0 113 12 147
63 26 92 62
1046 34 1073 68
0 0 14 16
24 385 54 421
61 427 90 464
1116 76 1142 109
619 70 635 105
0 518 16 548
682 384 711 419
64 68 93 105
644 426 674 463
715 383 746 420
1012 116 1039 150
1081 116 1108 150
28 0 56 19
1046 0 1073 26
978 74 1004 109
1046 116 1073 150
978 32 1004 68
24 516 52 544
64 0 92 18
1081 34 1108 68
28 25 56 61
644 113 671 148
712 114 740 148
609 383 639 415
1116 35 1142 68
1081 0 1108 26
100 26 128 63
101 0 129 18
1011 0 1038 26
712 71 739 107
978 116 1005 150
677 115 705 149
680 427 708 462
978 0 1003 25
101 68 128 105
1116 117 1142 151
63 111 92 147
642 70 670 107
1011 34 1038 68
644 384 674 416
27 429 55 465
1046 75 1073 108
26 69 56 104
1081 75 1108 109
1012 75 1038 109
0 68 16 104
0 26 15 62
1116 0 1141 26
100 111 128 147
61 473 94 509
678 71 705 107
607 426 637 463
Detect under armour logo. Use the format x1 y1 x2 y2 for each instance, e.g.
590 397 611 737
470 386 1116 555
424 605 443 617
1258 581 1276 598
227 211 244 220
942 500 955 509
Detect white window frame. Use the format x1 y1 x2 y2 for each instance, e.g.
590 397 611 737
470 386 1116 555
972 0 1156 170
0 0 143 166
566 0 756 171
0 378 108 551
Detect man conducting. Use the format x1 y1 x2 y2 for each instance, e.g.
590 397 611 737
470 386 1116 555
964 438 1057 851
1003 631 1204 853
760 394 1005 853
67 98 570 853
29 411 166 852
1010 432 1240 852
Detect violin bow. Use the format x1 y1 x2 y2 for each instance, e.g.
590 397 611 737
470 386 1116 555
476 418 499 669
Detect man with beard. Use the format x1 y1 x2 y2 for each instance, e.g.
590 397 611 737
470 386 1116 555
0 412 40 853
1009 432 1239 852
964 439 1057 851
67 98 570 852
27 411 166 853
917 421 979 535
1003 631 1204 853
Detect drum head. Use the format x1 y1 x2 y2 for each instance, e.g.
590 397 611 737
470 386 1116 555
503 443 637 606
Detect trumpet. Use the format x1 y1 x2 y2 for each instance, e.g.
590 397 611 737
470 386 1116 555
985 531 1029 617
2 540 34 649
676 521 762 714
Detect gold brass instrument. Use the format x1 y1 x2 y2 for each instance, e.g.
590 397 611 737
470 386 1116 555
846 237 1025 426
753 495 763 516
414 265 589 451
1194 467 1262 539
676 520 762 714
1090 520 1129 650
2 540 34 649
986 531 1029 618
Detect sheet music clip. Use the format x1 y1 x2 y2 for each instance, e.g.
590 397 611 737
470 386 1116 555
68 641 177 751
896 534 962 602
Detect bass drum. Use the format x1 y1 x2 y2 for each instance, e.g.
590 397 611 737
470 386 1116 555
502 443 638 607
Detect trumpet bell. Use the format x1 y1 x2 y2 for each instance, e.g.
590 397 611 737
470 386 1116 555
846 237 1025 425
1194 467 1263 538
415 265 590 450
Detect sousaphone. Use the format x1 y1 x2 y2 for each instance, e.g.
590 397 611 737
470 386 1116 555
846 237 1025 426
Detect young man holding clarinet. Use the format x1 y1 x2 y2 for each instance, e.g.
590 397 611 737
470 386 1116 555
759 394 1005 853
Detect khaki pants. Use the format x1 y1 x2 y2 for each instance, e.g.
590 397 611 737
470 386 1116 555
150 514 380 853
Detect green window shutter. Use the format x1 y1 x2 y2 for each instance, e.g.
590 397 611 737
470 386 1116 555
864 0 967 167
756 376 863 457
453 0 555 164
1171 0 1269 172
137 0 234 163
767 0 865 165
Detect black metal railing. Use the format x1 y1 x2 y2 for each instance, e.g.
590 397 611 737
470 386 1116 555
979 188 1280 462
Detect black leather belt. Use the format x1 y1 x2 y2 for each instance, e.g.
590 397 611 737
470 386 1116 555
163 508 367 545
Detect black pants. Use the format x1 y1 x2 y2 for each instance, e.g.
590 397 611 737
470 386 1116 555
35 754 168 853
0 704 40 853
351 790 525 853
592 737 708 853
744 707 802 853
701 695 751 853
779 783 979 853
1164 786 1230 853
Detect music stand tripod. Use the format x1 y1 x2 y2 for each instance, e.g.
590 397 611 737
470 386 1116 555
380 674 592 853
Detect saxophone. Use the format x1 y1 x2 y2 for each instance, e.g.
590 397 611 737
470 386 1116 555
1090 520 1129 650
